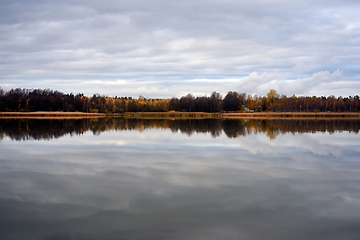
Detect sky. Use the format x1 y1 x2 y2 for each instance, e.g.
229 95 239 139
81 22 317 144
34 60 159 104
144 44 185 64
0 0 360 98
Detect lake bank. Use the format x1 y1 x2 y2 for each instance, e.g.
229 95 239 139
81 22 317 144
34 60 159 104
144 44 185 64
222 112 360 119
1 111 360 119
0 111 107 119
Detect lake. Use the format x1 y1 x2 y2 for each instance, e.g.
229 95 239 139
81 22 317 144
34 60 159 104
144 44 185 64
1 118 360 240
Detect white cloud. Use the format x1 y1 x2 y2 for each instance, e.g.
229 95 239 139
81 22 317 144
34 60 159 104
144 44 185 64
0 0 360 97
259 70 344 96
222 70 344 97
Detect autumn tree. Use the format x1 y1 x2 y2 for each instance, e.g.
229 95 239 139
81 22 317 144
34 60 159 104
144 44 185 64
266 89 279 111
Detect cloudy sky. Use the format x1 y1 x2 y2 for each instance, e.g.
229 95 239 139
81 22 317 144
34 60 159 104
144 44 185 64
1 0 359 98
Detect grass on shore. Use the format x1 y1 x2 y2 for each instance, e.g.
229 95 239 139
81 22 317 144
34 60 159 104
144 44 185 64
1 111 360 119
222 112 360 119
121 111 360 119
121 112 222 119
0 111 107 119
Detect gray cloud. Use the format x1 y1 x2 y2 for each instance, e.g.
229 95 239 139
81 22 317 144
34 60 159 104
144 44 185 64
0 0 359 97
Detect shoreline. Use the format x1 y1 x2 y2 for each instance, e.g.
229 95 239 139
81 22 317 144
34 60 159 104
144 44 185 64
0 112 107 119
221 112 360 119
1 111 360 119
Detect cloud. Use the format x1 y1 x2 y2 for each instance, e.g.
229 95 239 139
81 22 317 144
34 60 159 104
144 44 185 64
0 0 360 97
217 70 344 97
0 70 347 98
250 70 344 96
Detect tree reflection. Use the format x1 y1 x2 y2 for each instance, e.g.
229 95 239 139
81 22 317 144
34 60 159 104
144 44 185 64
0 118 359 141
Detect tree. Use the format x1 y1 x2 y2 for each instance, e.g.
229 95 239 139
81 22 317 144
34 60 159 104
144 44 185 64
266 89 279 111
222 91 240 111
266 89 279 104
209 92 222 112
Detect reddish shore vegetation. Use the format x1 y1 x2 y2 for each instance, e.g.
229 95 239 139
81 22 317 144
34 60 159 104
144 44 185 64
0 112 106 118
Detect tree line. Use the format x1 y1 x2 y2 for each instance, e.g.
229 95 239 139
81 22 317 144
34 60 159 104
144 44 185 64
0 87 359 113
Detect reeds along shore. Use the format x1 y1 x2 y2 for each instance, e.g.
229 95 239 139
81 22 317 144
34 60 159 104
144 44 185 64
221 112 360 119
1 111 360 119
122 112 222 119
0 112 107 118
121 112 360 119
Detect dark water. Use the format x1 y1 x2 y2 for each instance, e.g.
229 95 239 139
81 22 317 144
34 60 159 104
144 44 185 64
1 118 360 240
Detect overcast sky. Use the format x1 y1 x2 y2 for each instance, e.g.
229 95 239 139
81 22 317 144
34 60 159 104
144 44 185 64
1 0 359 98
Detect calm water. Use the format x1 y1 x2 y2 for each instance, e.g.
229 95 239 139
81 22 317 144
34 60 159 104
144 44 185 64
1 118 360 240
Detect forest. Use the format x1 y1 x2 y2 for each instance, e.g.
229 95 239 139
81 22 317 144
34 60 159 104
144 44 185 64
0 88 359 113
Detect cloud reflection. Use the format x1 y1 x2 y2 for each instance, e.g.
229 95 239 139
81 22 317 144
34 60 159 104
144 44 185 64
0 122 360 239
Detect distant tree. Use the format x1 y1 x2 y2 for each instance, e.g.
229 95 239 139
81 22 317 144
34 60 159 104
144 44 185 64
222 91 240 111
209 92 222 112
169 97 180 111
266 89 279 105
1 87 359 113
0 88 4 111
266 89 279 111
179 94 195 112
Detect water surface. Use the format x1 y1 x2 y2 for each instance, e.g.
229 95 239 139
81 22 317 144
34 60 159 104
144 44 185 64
1 119 360 240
